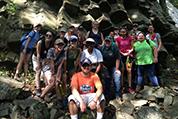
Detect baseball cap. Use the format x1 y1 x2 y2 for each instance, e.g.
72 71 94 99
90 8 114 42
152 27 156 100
133 23 138 27
60 27 67 33
34 23 42 28
70 35 78 42
105 36 112 41
81 58 92 66
55 38 65 45
86 38 95 43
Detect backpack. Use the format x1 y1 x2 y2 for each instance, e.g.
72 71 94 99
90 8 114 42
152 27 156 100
20 31 36 45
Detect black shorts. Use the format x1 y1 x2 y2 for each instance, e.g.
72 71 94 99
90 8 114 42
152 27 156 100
20 46 34 54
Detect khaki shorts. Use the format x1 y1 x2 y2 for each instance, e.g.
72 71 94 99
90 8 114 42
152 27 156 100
32 54 44 72
68 93 105 107
43 70 54 84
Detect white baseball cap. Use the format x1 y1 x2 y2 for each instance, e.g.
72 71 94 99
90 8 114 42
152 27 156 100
86 38 95 43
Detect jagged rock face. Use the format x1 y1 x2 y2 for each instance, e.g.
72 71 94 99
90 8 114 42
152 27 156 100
0 0 178 54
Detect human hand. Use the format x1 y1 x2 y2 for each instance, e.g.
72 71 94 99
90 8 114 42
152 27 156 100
115 69 121 75
23 49 27 54
35 65 41 71
80 101 86 112
154 57 158 63
89 100 97 110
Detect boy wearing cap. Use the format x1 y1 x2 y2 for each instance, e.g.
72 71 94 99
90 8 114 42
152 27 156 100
68 58 105 119
100 36 121 100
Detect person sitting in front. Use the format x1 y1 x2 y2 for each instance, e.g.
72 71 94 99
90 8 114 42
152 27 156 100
68 58 105 119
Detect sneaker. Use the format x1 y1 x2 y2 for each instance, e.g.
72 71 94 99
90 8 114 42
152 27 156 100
33 95 44 102
116 96 123 104
128 87 135 94
153 86 160 90
14 74 20 81
135 86 141 93
35 89 41 97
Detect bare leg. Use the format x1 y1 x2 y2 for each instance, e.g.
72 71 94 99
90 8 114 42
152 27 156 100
35 69 41 89
97 100 105 113
126 64 132 87
23 53 32 78
40 75 55 98
14 52 25 79
69 100 78 115
96 100 105 119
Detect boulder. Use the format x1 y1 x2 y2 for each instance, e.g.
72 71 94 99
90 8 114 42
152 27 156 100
116 111 134 119
0 103 13 117
131 100 148 107
29 102 50 119
136 106 163 119
0 0 178 56
0 77 23 101
163 95 173 107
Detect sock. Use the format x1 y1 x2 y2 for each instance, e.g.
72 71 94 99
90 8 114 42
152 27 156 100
97 112 104 119
70 114 78 119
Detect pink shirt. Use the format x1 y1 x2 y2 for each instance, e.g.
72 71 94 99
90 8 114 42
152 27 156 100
116 35 133 53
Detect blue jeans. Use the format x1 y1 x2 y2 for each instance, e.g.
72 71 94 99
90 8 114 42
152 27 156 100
137 64 159 86
103 67 121 97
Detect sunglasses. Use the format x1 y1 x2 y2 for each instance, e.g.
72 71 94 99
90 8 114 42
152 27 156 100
86 42 95 47
82 63 90 68
105 40 111 42
46 34 52 38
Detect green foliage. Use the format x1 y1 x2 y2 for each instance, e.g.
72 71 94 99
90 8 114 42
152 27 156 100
6 1 17 15
170 0 178 8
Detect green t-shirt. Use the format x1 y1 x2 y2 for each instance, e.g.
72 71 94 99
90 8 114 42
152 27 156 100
133 39 156 65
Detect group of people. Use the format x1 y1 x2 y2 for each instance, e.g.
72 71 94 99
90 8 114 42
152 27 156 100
14 21 163 119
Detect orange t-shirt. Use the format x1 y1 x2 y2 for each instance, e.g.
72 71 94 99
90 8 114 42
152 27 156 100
70 72 102 94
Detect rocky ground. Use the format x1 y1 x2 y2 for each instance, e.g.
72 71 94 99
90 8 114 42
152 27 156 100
0 53 178 119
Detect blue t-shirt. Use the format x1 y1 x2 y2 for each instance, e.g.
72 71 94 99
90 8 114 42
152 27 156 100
22 30 40 49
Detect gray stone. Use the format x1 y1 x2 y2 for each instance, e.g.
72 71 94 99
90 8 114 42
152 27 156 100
64 1 80 18
166 102 178 119
152 87 167 98
13 98 39 110
147 95 157 102
10 105 23 119
173 96 178 105
110 10 128 25
122 93 135 101
116 111 134 119
131 100 148 107
140 86 154 99
0 82 22 101
0 109 9 117
163 95 173 106
119 101 134 115
109 99 122 110
0 103 13 117
0 76 24 89
110 99 134 115
149 102 160 109
50 108 57 119
136 106 163 119
29 102 50 119
99 0 111 13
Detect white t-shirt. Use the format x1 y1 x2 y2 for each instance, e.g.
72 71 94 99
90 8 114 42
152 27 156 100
81 48 103 64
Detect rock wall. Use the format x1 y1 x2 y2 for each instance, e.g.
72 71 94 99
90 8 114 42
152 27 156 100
0 0 178 54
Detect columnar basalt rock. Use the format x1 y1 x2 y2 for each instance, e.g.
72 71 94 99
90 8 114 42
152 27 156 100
0 0 178 55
